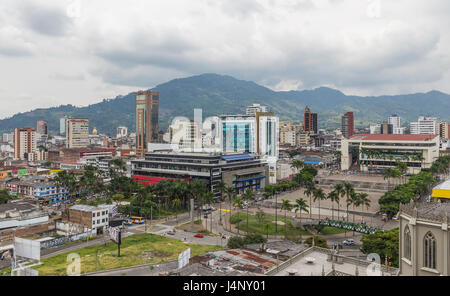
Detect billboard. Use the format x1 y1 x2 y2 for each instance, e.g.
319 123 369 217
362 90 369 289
178 248 191 270
109 226 121 244
14 238 40 261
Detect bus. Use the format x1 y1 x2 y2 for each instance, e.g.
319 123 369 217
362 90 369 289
130 216 145 224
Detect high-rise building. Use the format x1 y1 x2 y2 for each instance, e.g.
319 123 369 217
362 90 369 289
304 106 318 135
370 123 381 134
60 117 67 135
66 118 89 148
388 114 405 134
36 120 48 136
279 121 302 147
437 122 449 140
14 128 36 160
381 121 393 134
136 91 159 157
246 103 268 116
219 113 279 158
341 112 354 139
169 119 202 151
410 116 437 135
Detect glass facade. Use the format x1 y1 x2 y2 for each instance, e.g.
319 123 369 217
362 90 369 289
222 122 252 153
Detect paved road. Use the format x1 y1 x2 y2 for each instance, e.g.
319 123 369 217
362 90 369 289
88 261 178 276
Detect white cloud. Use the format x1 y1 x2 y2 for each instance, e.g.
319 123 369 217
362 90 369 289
0 0 449 118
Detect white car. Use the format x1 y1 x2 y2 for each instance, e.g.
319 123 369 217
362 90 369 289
343 239 355 246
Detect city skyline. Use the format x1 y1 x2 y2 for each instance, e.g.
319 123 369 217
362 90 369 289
0 1 450 119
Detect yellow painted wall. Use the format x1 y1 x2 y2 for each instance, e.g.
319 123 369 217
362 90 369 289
432 189 450 199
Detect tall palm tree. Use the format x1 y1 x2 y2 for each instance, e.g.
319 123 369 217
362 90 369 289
293 198 309 221
327 190 338 220
233 196 244 234
264 186 279 233
172 198 181 225
343 182 354 222
358 192 371 224
333 183 345 220
312 188 325 220
350 191 360 224
225 186 236 231
203 191 215 232
304 182 315 219
242 189 255 233
281 199 293 236
215 181 226 224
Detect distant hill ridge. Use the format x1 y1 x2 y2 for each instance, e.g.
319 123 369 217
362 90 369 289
1 73 449 136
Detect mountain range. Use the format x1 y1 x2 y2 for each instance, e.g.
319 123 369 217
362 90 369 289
1 73 449 136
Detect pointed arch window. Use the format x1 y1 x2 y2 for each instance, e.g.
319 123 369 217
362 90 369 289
424 232 436 269
404 226 411 261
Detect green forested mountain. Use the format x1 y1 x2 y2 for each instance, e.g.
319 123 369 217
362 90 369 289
1 73 449 136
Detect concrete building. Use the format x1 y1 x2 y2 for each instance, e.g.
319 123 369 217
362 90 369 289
437 122 449 140
6 178 69 203
341 112 354 139
410 116 437 135
36 120 48 136
14 128 37 161
136 90 159 157
60 117 67 135
116 126 128 139
279 121 303 147
341 134 440 174
399 202 450 276
168 119 202 151
0 200 49 231
304 106 318 135
131 152 269 195
68 205 109 235
246 103 267 116
66 118 89 148
369 124 381 134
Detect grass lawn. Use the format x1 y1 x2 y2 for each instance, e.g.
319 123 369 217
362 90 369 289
34 233 221 276
230 212 310 236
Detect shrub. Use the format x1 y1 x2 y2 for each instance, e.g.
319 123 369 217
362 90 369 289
227 236 245 248
305 235 329 249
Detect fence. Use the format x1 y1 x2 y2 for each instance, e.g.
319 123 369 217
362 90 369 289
40 232 96 249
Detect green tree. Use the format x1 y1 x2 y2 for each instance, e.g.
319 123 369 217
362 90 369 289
361 228 399 267
0 189 12 204
233 196 244 234
312 188 325 220
343 182 354 222
304 182 315 219
225 186 236 231
293 198 309 221
215 180 226 224
280 199 293 235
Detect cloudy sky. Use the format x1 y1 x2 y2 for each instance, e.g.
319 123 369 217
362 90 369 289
0 0 449 119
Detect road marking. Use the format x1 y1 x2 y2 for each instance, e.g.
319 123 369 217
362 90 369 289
217 208 230 212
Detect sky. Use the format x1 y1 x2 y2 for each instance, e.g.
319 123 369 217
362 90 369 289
0 0 449 119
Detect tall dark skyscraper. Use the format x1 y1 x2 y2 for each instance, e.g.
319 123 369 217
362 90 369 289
136 90 159 157
341 112 354 138
304 106 318 134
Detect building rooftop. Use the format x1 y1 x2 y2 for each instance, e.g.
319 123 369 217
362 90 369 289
401 201 450 222
0 200 38 214
70 205 100 212
350 134 438 141
434 179 450 191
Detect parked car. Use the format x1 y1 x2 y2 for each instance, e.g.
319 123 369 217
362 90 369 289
343 239 355 246
194 233 204 238
167 230 176 235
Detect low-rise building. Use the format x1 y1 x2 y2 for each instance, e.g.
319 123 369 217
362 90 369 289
341 134 440 174
0 199 49 231
68 205 109 235
131 152 269 195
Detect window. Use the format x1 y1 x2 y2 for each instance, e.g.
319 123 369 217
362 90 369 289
404 226 411 261
102 211 105 216
92 213 95 218
97 219 100 224
424 232 436 269
102 219 105 223
97 212 100 217
93 220 95 225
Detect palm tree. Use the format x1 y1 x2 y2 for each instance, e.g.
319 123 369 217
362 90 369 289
281 199 293 236
225 186 236 231
264 186 279 233
203 191 215 232
304 182 315 219
233 196 244 234
242 189 255 233
333 183 345 220
327 190 339 220
293 198 309 221
343 182 354 222
215 181 226 224
312 188 325 220
291 160 305 171
172 198 181 225
358 192 371 225
350 191 360 224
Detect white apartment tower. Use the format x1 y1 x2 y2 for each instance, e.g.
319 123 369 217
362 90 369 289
14 128 36 160
410 116 437 135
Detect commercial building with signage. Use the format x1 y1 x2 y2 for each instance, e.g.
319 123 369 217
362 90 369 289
131 152 269 195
